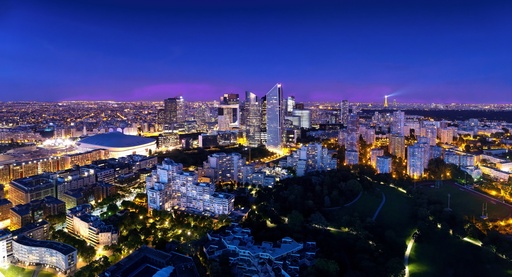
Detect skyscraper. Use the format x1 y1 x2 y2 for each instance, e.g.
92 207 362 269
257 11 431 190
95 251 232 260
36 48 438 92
245 91 261 147
286 96 295 116
341 100 349 126
265 83 284 151
164 97 178 131
176 96 185 123
346 113 359 151
217 94 240 131
384 95 389 108
259 95 267 145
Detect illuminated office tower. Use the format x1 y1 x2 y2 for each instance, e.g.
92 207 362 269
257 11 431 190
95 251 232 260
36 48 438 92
291 109 311 129
244 91 261 147
163 97 178 131
217 94 240 131
407 144 425 179
259 96 267 145
384 95 389 108
265 84 284 152
341 100 349 126
286 96 295 116
176 96 185 123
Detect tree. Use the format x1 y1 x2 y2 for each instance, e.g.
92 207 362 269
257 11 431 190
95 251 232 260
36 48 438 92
309 212 328 228
344 179 363 201
307 258 341 277
106 203 119 215
80 245 96 263
287 210 304 232
426 158 447 180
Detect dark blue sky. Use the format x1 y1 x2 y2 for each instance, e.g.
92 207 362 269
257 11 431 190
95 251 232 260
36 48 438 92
1 0 512 103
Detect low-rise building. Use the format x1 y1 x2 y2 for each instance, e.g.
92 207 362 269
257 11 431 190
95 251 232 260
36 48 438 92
12 235 77 275
66 204 118 247
8 175 56 206
100 245 199 277
204 225 317 277
0 198 13 221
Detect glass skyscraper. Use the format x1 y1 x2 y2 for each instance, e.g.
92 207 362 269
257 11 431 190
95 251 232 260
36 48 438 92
265 83 284 151
245 91 261 147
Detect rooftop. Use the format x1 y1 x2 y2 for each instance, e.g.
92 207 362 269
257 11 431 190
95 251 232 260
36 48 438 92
14 235 76 255
78 132 155 148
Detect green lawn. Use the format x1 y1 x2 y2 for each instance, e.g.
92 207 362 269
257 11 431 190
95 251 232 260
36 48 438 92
376 185 416 240
0 265 34 277
422 182 512 220
37 270 57 277
409 231 512 277
341 189 383 220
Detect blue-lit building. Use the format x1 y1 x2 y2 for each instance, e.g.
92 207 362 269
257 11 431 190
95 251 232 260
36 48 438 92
407 144 425 179
265 83 284 152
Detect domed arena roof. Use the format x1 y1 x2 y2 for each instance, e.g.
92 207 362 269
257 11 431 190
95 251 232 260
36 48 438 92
78 132 155 148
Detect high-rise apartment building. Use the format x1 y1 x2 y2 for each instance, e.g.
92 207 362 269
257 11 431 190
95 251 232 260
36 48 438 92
146 159 235 215
346 113 359 151
376 156 392 174
391 111 405 135
265 84 284 152
203 152 245 183
407 144 425 179
389 134 405 159
370 148 385 168
341 100 349 126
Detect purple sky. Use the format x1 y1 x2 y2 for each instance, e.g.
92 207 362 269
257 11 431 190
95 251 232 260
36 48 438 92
2 0 512 103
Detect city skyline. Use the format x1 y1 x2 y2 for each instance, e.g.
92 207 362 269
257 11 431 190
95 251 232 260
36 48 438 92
2 0 512 103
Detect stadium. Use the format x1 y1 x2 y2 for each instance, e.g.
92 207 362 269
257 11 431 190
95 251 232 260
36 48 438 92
77 132 156 158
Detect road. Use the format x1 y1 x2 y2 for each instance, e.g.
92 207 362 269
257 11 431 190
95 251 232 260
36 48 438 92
372 190 386 221
404 236 415 277
453 183 512 209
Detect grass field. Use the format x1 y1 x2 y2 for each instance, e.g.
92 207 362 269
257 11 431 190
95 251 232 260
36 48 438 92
376 185 416 240
409 231 512 277
37 271 56 277
0 265 34 277
342 189 383 220
421 182 512 220
0 265 57 277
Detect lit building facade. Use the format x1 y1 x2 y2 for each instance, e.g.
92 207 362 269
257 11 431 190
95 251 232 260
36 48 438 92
12 235 77 275
341 100 349 126
376 156 392 174
389 134 405 159
244 91 261 147
370 148 385 168
345 150 359 165
66 204 118 247
146 159 235 215
265 84 284 152
407 144 425 179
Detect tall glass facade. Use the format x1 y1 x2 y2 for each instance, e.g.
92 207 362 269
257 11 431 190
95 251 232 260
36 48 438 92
265 83 284 151
245 91 261 147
